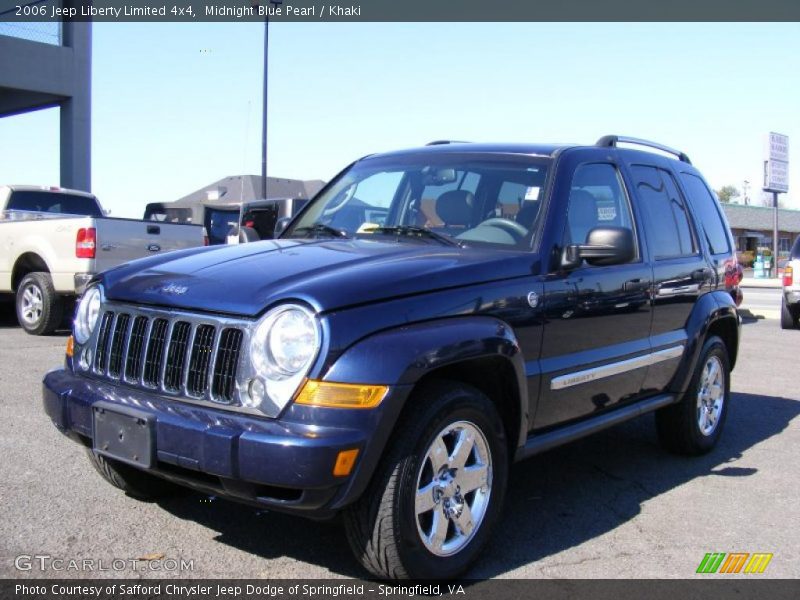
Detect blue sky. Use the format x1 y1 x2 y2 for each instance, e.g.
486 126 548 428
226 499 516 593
1 22 799 217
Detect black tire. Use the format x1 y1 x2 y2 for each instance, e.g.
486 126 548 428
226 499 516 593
781 296 798 330
85 448 185 500
656 336 731 455
15 272 64 335
343 381 508 580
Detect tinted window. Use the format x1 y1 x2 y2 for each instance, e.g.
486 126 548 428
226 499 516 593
7 191 102 217
631 166 697 259
679 173 731 255
565 163 636 256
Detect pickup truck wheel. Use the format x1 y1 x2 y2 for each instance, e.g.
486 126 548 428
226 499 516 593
15 272 63 335
781 296 798 329
85 449 185 500
343 381 508 580
656 336 730 455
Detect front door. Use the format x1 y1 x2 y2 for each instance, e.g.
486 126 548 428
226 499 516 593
536 160 653 429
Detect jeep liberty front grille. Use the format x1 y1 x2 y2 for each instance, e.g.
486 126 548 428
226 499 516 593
89 307 245 404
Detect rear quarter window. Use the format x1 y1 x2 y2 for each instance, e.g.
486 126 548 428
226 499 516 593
679 173 731 255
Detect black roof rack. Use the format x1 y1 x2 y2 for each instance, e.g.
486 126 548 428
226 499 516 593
426 140 471 146
596 135 691 164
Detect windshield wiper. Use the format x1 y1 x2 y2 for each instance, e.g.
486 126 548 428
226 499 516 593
293 223 350 239
363 225 463 247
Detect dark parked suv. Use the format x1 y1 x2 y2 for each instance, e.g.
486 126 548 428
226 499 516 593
44 136 741 579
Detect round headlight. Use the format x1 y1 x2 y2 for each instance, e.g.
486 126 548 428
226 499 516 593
74 286 102 344
250 304 320 383
267 309 318 375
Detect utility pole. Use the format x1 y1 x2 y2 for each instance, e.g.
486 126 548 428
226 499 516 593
261 15 269 199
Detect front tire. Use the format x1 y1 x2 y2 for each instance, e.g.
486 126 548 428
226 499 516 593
16 272 63 335
344 381 508 580
85 449 185 500
781 296 798 329
656 336 731 455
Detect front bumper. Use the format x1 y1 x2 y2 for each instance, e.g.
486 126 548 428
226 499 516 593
43 368 409 517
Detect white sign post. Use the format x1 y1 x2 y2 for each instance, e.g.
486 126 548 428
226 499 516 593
763 132 789 275
764 132 789 193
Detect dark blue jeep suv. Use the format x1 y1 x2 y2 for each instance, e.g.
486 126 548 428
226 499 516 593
43 136 741 579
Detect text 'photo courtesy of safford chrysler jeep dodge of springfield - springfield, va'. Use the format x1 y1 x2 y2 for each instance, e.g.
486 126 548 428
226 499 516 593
42 136 743 580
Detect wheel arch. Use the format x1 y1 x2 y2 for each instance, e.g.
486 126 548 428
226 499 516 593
322 316 529 510
669 291 740 395
12 252 50 291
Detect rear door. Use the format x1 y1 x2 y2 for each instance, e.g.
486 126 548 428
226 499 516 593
621 160 712 391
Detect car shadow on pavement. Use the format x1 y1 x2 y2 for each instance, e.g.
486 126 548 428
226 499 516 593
155 391 799 578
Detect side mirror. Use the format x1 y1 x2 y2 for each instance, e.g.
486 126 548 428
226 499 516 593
562 226 635 269
274 216 292 237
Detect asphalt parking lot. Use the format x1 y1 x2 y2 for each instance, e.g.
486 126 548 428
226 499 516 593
0 289 798 580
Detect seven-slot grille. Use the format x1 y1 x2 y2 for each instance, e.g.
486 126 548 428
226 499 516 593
91 309 244 404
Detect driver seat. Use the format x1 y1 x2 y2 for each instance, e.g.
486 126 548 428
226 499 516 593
435 190 474 234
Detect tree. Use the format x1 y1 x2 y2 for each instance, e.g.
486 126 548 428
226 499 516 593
715 185 740 203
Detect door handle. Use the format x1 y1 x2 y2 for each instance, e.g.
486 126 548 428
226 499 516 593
147 225 161 235
624 278 651 292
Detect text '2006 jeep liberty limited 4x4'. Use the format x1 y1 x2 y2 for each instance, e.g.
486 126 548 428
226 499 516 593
44 136 741 579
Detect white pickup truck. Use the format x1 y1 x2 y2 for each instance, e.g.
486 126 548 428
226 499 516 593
1 185 204 335
782 236 800 329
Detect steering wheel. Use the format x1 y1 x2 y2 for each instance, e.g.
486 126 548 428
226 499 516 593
477 218 529 240
322 185 355 217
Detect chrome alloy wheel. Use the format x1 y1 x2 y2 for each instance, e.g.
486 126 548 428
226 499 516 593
414 420 492 557
20 283 44 326
696 355 725 436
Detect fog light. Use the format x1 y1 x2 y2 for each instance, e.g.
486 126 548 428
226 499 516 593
79 348 92 370
333 449 360 477
294 381 388 409
244 377 267 408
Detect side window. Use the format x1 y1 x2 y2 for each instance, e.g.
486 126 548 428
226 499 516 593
631 165 697 259
564 163 637 260
679 173 731 255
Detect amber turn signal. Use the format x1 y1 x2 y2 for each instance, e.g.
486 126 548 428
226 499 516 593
294 380 388 409
65 335 74 358
333 449 360 477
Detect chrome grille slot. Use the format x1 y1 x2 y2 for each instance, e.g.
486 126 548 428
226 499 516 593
187 325 216 397
143 318 168 387
125 316 148 381
164 321 191 392
86 303 249 411
93 312 114 374
212 328 244 402
107 314 130 378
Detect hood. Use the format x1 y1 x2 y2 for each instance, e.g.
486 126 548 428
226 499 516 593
99 239 536 316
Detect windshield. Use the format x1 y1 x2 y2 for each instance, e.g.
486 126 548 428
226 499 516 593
6 191 103 217
285 154 551 248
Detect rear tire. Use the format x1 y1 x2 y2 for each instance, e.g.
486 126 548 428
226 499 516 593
343 381 508 580
15 272 63 335
85 449 185 500
656 336 730 455
781 296 798 329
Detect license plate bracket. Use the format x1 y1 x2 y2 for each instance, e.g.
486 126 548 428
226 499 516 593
92 401 154 469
